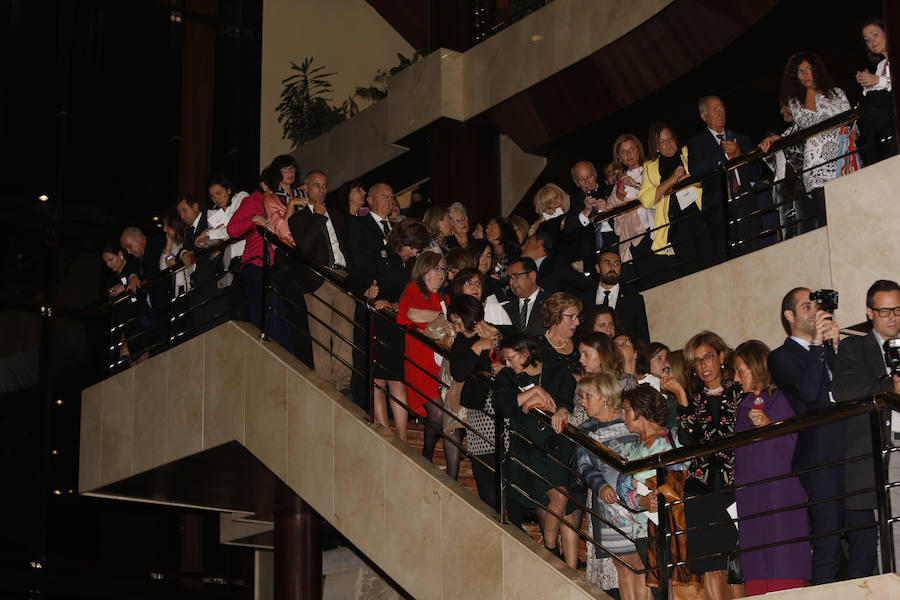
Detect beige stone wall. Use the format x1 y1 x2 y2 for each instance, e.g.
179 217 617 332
81 321 607 599
826 153 900 327
259 0 414 167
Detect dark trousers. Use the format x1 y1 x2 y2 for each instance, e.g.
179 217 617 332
471 453 498 513
797 188 827 234
243 262 297 357
798 466 877 583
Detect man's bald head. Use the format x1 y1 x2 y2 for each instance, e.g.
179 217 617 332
120 227 147 258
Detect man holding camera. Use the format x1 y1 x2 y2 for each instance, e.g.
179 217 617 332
833 279 900 573
769 287 875 583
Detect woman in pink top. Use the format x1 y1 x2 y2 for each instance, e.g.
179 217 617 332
263 155 307 246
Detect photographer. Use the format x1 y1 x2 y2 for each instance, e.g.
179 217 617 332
768 286 873 584
833 279 900 572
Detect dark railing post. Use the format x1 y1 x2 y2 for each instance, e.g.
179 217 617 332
655 466 670 600
495 409 507 523
367 308 376 424
870 407 894 573
722 166 735 260
261 233 270 341
167 272 175 349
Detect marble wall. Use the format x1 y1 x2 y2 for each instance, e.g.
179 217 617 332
81 321 607 599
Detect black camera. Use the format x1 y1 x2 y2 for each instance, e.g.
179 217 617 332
884 338 900 377
810 289 839 313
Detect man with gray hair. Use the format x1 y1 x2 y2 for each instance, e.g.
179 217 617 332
687 95 765 258
119 226 168 358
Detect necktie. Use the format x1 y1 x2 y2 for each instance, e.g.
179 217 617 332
519 298 530 331
717 134 740 193
602 290 610 307
381 219 390 238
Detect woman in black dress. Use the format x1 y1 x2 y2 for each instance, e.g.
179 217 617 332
672 330 745 599
494 326 581 568
363 219 430 443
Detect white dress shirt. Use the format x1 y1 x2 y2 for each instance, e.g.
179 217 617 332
595 282 620 308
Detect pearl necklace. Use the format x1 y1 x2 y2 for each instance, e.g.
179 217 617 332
546 330 570 350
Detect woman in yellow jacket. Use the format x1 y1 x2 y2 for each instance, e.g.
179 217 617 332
638 123 704 279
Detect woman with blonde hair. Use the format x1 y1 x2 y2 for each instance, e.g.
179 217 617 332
529 183 571 238
423 205 452 254
607 134 654 279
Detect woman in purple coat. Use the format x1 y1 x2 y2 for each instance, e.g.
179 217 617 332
732 340 811 596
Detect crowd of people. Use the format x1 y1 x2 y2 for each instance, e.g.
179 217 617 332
100 25 899 600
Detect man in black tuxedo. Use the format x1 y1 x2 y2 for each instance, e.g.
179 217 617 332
563 160 615 274
288 170 354 392
502 258 547 336
588 249 649 343
176 195 208 267
687 96 768 258
768 286 873 583
521 231 594 300
833 279 900 573
120 226 168 358
345 183 397 409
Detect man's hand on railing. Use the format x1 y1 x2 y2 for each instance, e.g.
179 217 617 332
126 274 141 294
195 230 209 248
181 250 196 267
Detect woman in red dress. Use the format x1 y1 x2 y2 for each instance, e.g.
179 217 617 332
398 251 450 465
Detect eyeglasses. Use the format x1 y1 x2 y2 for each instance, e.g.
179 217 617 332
432 266 448 273
464 279 482 287
509 271 533 280
500 350 521 364
561 313 580 321
872 306 900 317
692 353 718 366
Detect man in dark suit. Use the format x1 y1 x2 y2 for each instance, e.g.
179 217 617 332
502 258 547 336
120 226 168 358
345 183 397 409
176 195 208 266
521 230 594 300
833 279 900 573
288 170 354 392
587 249 650 343
768 286 873 583
563 160 614 274
687 96 768 259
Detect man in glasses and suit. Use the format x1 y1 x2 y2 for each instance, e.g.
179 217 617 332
833 279 900 573
503 258 547 336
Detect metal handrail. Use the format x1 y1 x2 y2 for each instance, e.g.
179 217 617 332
590 106 861 225
105 234 248 307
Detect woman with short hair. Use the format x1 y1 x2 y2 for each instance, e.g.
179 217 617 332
445 202 473 249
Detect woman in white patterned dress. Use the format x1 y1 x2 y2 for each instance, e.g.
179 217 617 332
772 53 854 232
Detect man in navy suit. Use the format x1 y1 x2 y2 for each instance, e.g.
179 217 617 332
833 280 900 573
768 286 873 584
345 183 397 409
687 96 770 259
588 249 650 343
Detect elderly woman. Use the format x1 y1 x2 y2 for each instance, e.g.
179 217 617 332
616 385 687 599
445 202 473 249
423 206 452 254
732 340 810 595
398 251 450 461
607 135 653 263
529 183 570 239
638 123 704 276
668 331 745 599
576 372 640 597
493 333 579 567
